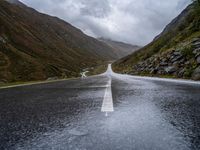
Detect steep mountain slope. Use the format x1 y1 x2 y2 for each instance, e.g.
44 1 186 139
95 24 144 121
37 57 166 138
113 2 200 80
98 38 140 58
6 0 23 4
0 0 118 83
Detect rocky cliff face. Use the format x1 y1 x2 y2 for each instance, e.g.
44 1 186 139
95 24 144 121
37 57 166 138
131 38 200 80
113 3 200 80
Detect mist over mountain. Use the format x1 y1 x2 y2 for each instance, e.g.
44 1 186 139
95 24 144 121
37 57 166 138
98 38 140 59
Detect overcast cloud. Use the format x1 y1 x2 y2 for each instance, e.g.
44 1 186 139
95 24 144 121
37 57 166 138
20 0 190 46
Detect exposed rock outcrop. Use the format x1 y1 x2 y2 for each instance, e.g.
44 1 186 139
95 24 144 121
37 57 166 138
129 38 200 80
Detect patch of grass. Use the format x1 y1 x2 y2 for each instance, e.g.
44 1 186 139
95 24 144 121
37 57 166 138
88 64 108 76
183 62 197 78
180 45 194 59
136 73 177 79
184 68 193 78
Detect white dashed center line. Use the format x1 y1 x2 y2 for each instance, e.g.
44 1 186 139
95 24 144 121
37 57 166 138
101 76 114 116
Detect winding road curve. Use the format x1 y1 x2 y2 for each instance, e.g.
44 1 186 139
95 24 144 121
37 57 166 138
0 65 200 150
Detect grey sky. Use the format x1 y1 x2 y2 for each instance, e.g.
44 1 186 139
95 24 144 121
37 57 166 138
19 0 190 45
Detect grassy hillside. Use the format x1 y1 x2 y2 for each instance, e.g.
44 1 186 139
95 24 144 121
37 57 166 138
0 0 118 83
113 2 200 80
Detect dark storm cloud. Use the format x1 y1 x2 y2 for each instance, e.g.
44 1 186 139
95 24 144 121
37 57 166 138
20 0 191 45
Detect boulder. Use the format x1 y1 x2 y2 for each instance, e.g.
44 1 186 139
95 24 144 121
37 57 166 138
171 55 183 63
192 66 200 80
173 61 179 66
167 54 171 59
185 61 190 65
47 77 59 81
193 48 200 54
0 36 6 44
178 68 185 78
170 55 175 60
195 52 200 58
155 65 165 71
173 51 182 56
192 38 200 43
165 66 177 74
140 68 145 71
162 58 168 62
179 58 186 64
148 64 153 68
192 41 200 48
160 62 168 66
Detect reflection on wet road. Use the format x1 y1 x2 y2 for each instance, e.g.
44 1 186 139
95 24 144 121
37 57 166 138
0 65 200 150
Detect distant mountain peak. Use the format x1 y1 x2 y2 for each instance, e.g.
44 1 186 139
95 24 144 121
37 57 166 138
98 38 140 59
98 37 131 45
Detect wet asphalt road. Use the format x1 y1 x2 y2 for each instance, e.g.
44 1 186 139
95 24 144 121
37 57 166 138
0 66 200 150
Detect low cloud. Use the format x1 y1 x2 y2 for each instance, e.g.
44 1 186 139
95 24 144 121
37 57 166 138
20 0 191 45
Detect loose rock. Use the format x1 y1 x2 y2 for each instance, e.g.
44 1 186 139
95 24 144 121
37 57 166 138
165 66 177 74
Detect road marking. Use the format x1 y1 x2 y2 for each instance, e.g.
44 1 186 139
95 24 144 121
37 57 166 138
0 78 75 89
101 76 114 116
80 71 89 78
122 74 200 85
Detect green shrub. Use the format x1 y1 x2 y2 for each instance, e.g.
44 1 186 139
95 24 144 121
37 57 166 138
184 68 193 77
